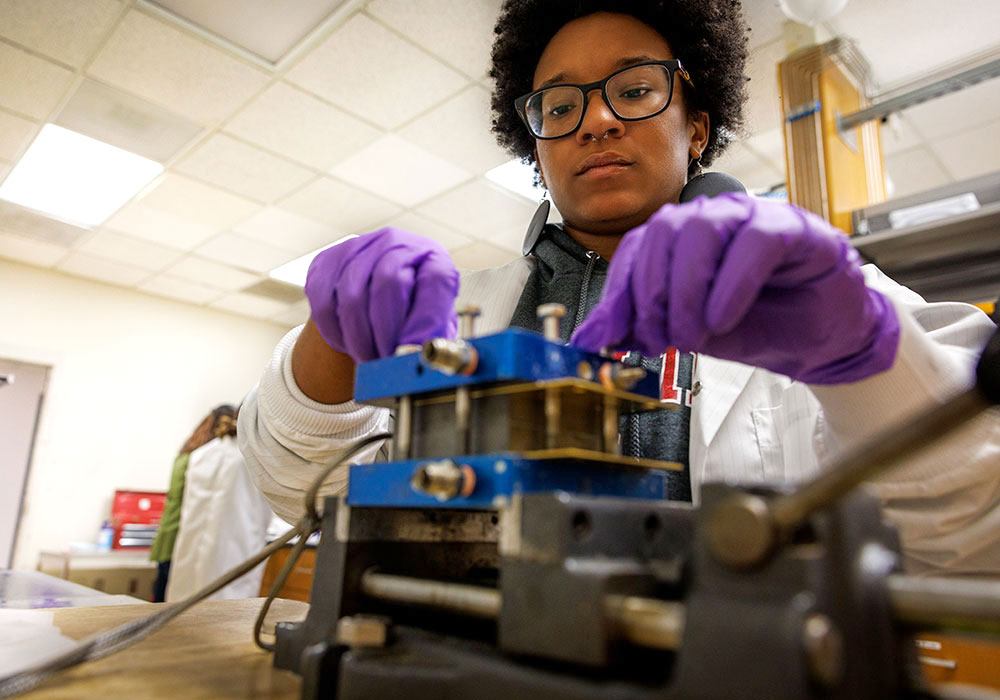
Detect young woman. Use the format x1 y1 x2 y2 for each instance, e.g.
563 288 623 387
239 1 998 575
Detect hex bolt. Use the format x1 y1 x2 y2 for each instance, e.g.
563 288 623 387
410 460 476 501
802 613 844 687
336 614 389 648
457 305 482 339
536 303 568 341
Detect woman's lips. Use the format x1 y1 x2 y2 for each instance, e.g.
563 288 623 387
576 152 634 177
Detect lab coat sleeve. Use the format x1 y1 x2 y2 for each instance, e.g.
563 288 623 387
238 325 390 524
810 266 1000 576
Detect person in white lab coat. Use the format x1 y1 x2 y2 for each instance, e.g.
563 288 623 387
237 0 1000 576
166 408 274 602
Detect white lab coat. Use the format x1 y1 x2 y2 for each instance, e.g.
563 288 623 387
166 435 274 602
238 257 1000 576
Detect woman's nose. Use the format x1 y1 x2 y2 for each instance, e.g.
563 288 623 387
575 90 624 144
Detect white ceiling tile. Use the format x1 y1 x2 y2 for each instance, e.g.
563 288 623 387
55 78 203 163
330 134 472 207
225 81 383 170
366 0 502 79
233 206 338 254
744 38 786 135
928 120 1000 183
286 13 467 130
0 109 38 161
75 229 184 271
448 241 519 271
0 200 88 246
269 298 310 327
879 113 925 156
137 173 260 230
139 274 223 305
0 229 68 267
0 42 75 119
883 146 953 199
86 10 269 125
828 0 1000 87
148 0 345 65
56 250 150 286
164 255 261 290
278 176 401 235
383 212 473 251
742 2 794 51
416 179 544 240
210 291 290 319
104 201 218 250
489 224 534 256
903 79 1000 143
194 232 296 273
0 0 122 68
175 133 315 203
398 85 510 175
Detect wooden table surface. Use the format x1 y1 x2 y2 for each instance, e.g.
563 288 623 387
21 598 309 699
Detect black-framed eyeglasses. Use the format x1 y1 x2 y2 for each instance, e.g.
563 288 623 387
514 60 694 140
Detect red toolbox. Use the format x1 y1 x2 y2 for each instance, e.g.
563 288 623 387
110 490 166 549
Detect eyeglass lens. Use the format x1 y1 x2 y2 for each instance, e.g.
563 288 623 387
525 64 674 138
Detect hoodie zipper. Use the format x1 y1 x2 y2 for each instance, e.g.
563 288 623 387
571 250 600 333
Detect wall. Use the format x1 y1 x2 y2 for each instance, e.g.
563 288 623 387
0 260 289 570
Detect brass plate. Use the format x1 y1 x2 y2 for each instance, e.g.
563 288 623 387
518 447 683 471
413 377 676 412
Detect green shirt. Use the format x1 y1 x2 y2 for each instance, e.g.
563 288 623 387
149 452 190 563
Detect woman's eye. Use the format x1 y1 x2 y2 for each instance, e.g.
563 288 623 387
620 86 650 99
548 103 576 117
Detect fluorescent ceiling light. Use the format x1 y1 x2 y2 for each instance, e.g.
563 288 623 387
268 235 358 287
485 159 547 202
0 124 163 228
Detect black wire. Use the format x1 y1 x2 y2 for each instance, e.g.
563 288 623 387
253 530 310 652
255 430 391 652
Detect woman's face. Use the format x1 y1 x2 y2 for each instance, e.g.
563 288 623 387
532 12 708 237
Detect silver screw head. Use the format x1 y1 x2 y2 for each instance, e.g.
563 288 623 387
457 305 482 338
536 303 567 341
536 302 567 320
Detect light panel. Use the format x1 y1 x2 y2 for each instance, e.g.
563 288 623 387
485 159 547 202
0 124 163 228
268 235 357 287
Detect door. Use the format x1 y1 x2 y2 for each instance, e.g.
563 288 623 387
0 358 49 568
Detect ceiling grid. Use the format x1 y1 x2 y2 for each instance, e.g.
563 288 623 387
0 0 996 327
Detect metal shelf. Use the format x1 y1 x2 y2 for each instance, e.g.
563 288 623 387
850 181 1000 303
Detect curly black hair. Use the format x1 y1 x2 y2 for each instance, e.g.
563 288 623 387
489 0 749 178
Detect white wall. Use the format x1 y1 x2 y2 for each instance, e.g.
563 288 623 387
0 259 289 570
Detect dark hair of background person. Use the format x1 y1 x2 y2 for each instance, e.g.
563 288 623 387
489 0 750 180
179 404 235 454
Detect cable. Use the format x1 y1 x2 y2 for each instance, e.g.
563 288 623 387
252 430 391 652
0 431 391 699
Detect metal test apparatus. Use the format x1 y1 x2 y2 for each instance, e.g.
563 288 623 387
271 307 1000 700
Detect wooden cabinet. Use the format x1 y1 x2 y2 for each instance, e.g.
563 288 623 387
917 633 1000 691
258 545 316 602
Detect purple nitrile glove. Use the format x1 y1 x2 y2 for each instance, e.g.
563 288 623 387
571 193 900 385
304 227 460 364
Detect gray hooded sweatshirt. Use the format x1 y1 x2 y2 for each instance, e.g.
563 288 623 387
508 223 693 501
